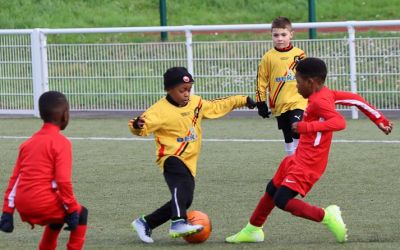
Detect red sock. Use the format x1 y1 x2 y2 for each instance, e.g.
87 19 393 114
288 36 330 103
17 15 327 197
67 225 87 250
39 225 61 250
249 192 275 227
284 198 324 222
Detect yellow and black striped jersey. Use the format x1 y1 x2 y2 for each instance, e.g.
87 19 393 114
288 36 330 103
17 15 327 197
255 46 307 116
129 94 248 176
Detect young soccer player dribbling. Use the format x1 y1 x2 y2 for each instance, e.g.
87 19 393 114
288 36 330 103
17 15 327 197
128 67 256 243
226 58 393 244
256 16 307 155
0 91 88 250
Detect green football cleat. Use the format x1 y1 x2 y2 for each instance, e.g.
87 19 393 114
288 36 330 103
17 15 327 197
322 205 348 243
225 223 264 243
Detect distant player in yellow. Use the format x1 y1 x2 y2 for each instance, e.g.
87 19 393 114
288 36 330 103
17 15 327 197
128 67 256 243
256 16 306 155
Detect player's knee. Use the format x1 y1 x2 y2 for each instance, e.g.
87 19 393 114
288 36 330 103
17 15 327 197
49 223 63 230
273 186 298 210
79 206 88 225
273 194 289 210
266 181 277 197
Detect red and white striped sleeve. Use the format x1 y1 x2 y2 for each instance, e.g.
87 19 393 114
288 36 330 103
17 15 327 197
333 90 390 126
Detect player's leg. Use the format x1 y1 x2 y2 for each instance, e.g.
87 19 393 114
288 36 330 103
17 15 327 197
132 156 198 242
225 157 292 244
162 156 202 238
277 113 295 155
288 109 304 151
132 201 170 243
249 181 277 227
274 186 347 242
20 202 65 250
273 185 324 222
225 180 276 243
39 223 63 250
66 205 88 250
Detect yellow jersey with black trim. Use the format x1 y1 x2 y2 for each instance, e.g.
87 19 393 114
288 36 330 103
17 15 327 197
129 94 248 176
255 46 307 116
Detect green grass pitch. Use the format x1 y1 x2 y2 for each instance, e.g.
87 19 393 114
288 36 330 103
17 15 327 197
0 116 399 249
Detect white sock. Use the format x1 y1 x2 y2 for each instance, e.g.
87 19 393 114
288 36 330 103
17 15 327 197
293 139 299 152
284 142 294 155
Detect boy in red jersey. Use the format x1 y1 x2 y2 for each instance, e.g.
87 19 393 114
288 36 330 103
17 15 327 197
0 91 88 250
226 57 393 244
256 16 307 155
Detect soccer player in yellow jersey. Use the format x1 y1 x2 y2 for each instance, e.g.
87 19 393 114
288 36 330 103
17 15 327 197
256 16 306 155
128 67 256 243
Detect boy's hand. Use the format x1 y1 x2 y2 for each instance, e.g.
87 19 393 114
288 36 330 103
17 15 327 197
256 102 271 118
0 212 14 233
246 97 256 109
64 211 79 231
129 117 145 129
378 121 393 135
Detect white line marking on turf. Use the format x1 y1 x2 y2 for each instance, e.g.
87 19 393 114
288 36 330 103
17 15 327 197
0 136 399 144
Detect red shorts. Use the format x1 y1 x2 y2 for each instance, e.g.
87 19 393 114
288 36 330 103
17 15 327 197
272 155 322 197
17 202 66 226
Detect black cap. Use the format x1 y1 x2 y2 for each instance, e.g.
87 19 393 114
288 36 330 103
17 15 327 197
163 67 194 90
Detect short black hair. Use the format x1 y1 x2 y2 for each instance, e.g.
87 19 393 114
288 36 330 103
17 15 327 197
296 57 327 83
39 91 68 122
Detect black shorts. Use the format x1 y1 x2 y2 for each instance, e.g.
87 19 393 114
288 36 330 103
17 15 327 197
277 109 304 142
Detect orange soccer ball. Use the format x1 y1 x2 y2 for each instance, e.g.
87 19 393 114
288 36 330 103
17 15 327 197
183 210 212 244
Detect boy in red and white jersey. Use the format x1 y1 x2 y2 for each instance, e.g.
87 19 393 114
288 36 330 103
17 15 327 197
0 91 88 250
226 57 393 244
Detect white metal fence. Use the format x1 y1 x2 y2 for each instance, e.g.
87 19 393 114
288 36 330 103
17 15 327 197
0 20 399 118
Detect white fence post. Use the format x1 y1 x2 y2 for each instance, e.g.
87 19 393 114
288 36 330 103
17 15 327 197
185 26 194 94
347 24 359 119
31 29 49 117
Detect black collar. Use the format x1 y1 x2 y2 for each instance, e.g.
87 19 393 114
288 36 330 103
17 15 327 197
166 94 180 107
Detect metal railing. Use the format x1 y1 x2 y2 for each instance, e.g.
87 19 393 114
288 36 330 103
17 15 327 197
0 20 399 117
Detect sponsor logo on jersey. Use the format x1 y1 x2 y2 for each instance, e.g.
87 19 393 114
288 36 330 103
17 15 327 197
181 111 190 116
280 57 289 60
275 69 296 83
177 127 197 142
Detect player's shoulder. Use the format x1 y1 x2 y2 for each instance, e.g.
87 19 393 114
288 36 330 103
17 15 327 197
292 46 305 53
190 95 202 102
263 48 276 57
310 87 335 104
146 97 168 112
55 132 72 146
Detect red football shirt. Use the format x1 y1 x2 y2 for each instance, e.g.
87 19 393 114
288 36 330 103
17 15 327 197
273 86 389 196
2 123 79 217
294 86 346 177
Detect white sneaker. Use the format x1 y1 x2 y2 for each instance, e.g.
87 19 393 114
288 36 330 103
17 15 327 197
169 219 203 238
131 217 154 243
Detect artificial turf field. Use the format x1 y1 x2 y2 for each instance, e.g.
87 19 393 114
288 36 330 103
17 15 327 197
0 116 399 250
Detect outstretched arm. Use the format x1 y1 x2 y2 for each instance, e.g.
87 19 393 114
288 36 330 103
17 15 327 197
333 90 393 135
202 95 255 119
